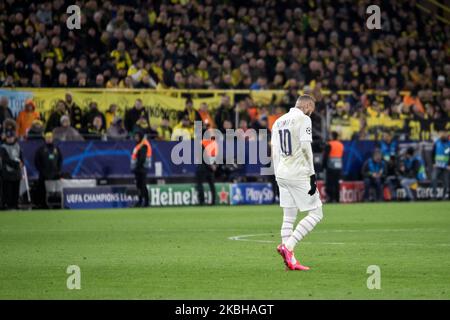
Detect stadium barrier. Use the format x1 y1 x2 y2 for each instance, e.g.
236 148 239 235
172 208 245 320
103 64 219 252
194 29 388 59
62 182 274 209
61 181 445 209
20 140 382 179
21 140 434 181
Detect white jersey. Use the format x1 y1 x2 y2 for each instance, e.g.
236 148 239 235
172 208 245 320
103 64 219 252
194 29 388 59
271 107 314 180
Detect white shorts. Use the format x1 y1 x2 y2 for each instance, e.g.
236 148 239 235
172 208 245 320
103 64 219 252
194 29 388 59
277 178 322 212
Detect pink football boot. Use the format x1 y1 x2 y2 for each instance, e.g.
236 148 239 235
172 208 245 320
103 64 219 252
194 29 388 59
276 244 296 270
291 260 310 271
277 244 310 271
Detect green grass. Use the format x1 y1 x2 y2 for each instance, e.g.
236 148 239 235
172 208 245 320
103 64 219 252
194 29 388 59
0 202 449 299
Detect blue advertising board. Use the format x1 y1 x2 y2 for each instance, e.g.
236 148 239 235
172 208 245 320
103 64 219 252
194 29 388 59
230 183 274 205
21 140 382 180
63 186 138 209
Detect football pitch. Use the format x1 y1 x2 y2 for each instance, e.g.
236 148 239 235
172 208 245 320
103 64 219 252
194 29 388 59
0 202 449 300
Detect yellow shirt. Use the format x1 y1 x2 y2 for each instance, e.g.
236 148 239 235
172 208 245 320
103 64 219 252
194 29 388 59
171 124 194 141
110 50 132 70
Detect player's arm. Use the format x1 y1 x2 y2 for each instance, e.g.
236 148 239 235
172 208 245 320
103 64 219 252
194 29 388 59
299 117 317 195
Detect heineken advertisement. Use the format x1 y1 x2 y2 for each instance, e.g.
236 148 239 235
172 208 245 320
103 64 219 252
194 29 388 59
148 183 231 206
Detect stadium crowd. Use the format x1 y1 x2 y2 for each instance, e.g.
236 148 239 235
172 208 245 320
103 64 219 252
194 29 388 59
0 0 449 207
0 0 448 137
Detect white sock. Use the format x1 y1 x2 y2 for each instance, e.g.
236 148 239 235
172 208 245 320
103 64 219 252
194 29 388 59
281 207 297 244
285 207 323 251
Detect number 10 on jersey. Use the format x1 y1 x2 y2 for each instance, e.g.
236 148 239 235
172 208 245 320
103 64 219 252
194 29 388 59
279 129 292 156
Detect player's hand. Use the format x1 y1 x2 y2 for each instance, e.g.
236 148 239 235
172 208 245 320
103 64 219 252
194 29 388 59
308 174 317 196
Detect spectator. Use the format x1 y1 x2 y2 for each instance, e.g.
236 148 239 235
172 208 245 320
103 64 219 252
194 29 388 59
250 76 268 90
398 147 426 201
431 131 449 199
105 104 119 129
179 98 201 123
385 155 401 201
27 120 45 140
214 95 234 133
403 88 425 114
133 118 158 140
157 117 172 141
198 103 215 129
268 106 285 131
362 149 386 201
236 119 257 141
52 115 84 141
0 97 13 133
107 117 128 141
171 115 194 141
124 99 149 133
65 93 83 131
0 128 23 209
378 132 398 162
34 132 62 209
110 41 132 72
85 115 105 140
16 99 40 138
45 100 67 133
82 102 106 131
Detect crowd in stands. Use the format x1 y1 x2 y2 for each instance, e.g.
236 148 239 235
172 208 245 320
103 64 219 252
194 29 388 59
0 92 278 142
0 89 448 143
0 0 449 132
360 130 449 201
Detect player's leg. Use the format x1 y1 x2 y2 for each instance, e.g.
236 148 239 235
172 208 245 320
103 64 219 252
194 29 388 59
278 181 298 243
276 180 302 269
285 206 323 252
281 207 297 244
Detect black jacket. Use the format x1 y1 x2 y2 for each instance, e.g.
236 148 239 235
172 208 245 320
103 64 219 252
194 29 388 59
67 103 83 131
34 143 63 180
214 104 235 132
45 111 65 133
82 109 106 131
133 144 148 174
0 142 23 181
0 107 13 132
125 107 149 133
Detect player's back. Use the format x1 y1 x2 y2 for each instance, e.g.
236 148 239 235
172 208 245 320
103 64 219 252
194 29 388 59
272 107 313 181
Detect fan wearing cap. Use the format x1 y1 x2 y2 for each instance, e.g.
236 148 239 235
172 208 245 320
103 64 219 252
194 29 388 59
17 99 40 138
0 127 23 209
34 132 63 208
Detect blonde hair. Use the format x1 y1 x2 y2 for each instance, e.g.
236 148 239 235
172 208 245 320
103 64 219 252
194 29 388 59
295 94 316 108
